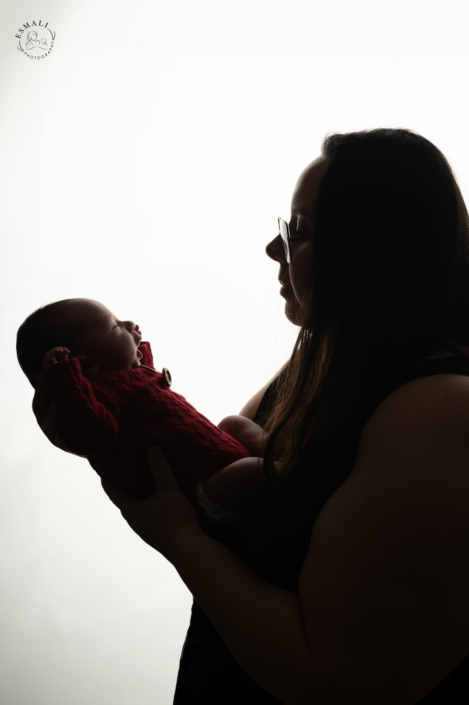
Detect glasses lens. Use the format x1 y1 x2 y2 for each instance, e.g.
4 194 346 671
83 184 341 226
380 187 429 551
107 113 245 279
278 218 291 264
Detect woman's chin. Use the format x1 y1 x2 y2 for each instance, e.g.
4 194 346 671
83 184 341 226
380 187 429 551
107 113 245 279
284 298 302 327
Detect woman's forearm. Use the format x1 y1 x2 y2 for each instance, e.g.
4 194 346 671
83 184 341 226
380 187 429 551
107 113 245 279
202 457 265 512
170 531 314 705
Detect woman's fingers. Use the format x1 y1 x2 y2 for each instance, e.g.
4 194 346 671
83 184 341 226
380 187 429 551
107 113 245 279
147 446 181 493
101 477 134 508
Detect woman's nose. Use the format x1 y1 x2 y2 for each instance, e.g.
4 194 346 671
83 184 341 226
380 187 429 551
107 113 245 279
266 233 287 263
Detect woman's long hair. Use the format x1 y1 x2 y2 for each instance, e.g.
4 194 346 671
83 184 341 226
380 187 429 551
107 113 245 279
234 128 469 583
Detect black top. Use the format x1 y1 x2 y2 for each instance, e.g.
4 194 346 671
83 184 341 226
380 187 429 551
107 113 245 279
173 357 469 704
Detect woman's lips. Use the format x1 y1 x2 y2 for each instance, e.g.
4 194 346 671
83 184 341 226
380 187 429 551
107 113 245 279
280 284 291 297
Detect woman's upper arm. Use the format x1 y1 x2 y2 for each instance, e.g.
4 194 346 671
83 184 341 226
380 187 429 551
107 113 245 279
238 362 288 421
298 374 469 704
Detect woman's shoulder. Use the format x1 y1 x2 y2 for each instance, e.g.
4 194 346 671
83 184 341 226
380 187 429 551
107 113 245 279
418 342 469 361
298 364 469 704
358 359 469 461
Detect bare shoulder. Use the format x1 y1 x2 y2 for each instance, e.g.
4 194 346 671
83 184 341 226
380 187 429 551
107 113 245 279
298 372 469 702
357 372 469 462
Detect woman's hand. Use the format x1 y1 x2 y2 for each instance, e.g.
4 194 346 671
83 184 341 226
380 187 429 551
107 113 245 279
101 446 206 562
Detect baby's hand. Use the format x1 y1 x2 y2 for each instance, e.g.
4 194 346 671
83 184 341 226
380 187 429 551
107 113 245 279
218 415 267 457
43 347 70 370
218 414 286 461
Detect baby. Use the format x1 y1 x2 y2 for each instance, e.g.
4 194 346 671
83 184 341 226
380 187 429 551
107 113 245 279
17 298 270 524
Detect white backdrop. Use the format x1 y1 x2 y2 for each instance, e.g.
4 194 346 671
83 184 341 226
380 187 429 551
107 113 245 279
2 1 469 703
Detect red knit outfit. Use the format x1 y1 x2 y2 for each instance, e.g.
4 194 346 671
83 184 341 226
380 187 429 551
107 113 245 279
41 341 251 503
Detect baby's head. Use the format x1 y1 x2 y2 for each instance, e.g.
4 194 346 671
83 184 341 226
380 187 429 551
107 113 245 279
17 298 143 388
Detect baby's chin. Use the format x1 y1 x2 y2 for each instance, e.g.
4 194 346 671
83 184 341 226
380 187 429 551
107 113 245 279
137 348 143 359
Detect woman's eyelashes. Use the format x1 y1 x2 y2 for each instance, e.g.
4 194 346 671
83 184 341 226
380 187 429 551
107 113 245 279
289 220 305 237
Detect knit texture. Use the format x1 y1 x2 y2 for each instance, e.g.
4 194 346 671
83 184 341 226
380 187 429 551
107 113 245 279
41 341 251 504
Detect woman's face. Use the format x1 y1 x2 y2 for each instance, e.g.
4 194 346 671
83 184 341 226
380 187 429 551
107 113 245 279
266 155 331 325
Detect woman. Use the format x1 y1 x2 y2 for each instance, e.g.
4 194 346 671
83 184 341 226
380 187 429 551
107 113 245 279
41 127 469 703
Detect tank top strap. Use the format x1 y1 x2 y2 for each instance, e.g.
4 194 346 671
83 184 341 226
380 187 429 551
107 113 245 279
396 355 469 388
254 356 469 432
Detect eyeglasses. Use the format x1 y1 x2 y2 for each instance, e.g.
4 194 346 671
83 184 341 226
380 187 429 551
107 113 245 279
278 217 314 264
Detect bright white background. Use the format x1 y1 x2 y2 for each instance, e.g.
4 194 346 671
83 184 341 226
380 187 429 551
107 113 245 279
2 1 469 703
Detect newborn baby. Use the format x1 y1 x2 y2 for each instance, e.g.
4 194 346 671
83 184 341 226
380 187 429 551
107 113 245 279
17 298 268 523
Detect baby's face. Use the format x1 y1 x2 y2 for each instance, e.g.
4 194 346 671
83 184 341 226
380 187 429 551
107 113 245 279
69 299 143 376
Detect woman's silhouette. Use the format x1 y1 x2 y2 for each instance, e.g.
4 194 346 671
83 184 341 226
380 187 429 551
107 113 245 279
75 127 469 703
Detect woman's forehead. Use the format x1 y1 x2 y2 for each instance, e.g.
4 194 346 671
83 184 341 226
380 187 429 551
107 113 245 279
291 156 330 215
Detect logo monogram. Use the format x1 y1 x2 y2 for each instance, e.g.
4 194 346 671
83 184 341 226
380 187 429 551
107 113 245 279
16 21 56 60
